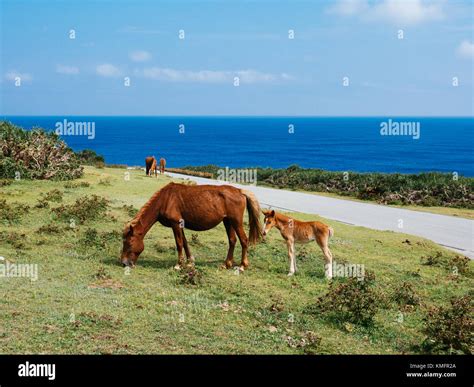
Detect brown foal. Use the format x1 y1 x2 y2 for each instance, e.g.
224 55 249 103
159 158 166 174
262 210 334 278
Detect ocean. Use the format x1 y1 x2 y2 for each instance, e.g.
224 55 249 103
3 116 473 176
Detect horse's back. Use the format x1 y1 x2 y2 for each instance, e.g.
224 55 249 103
158 183 244 230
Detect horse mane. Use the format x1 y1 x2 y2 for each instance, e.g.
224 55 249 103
275 212 291 223
131 188 162 227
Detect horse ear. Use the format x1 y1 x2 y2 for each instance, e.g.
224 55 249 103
123 223 133 236
130 219 144 235
262 210 268 215
271 210 275 217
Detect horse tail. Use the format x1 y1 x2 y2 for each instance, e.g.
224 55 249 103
328 226 334 238
241 189 262 245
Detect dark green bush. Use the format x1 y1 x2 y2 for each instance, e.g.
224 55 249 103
80 228 105 249
0 231 28 249
180 265 203 286
391 282 421 307
421 295 473 354
449 255 470 276
0 199 30 224
307 271 381 327
64 181 90 189
420 251 444 266
35 189 64 208
52 195 109 224
0 121 83 180
36 224 62 235
74 149 104 167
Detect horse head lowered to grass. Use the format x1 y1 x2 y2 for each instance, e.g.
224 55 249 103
121 182 262 271
145 156 157 177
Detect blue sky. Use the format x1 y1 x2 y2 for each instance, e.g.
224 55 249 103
0 0 473 116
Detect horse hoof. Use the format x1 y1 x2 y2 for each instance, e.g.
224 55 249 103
173 264 182 271
287 272 295 277
238 266 245 273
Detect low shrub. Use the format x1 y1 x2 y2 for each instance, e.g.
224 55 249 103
180 265 203 286
449 255 470 276
35 189 64 208
421 295 473 354
64 181 90 189
0 179 12 187
52 195 109 224
36 224 62 235
306 271 381 327
391 282 421 307
80 228 105 249
420 251 445 266
0 199 30 224
285 331 322 354
0 231 28 249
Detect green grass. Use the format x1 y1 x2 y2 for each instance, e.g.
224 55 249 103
0 166 472 354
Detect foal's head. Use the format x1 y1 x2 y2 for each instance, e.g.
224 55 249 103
262 210 277 236
121 221 145 267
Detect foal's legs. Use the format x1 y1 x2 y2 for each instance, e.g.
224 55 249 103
316 234 333 279
286 238 296 276
223 218 237 268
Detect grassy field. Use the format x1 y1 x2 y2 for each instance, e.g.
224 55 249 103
0 166 472 354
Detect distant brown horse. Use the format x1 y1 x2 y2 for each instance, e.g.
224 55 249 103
145 156 157 177
262 210 334 278
159 158 166 174
121 183 262 270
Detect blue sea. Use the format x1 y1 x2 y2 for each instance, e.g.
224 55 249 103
3 116 473 176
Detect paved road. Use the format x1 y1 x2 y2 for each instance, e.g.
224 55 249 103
167 172 474 258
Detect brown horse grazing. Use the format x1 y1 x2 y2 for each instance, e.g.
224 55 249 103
159 158 166 174
262 210 334 278
121 182 262 271
145 156 157 177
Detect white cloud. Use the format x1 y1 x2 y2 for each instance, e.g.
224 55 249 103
329 0 445 25
328 0 369 16
135 67 292 84
457 40 474 59
96 64 122 77
4 71 32 82
129 50 152 62
56 64 79 75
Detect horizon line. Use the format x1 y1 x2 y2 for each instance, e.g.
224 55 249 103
1 115 473 118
